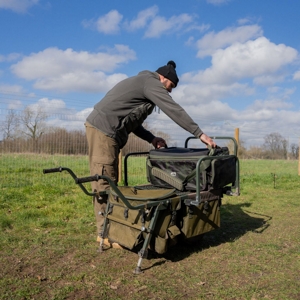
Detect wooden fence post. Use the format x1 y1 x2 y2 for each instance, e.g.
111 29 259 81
234 128 239 156
118 150 122 183
298 138 300 176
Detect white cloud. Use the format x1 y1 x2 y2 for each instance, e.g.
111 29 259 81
0 83 25 95
0 0 39 13
83 7 201 39
187 100 235 121
7 100 22 110
293 70 300 80
144 13 194 38
249 98 293 111
83 10 123 34
212 37 297 81
10 46 136 92
237 103 299 125
33 71 128 93
0 84 27 110
96 10 123 34
0 53 22 62
28 98 69 115
25 98 92 130
170 34 299 145
206 0 231 4
237 18 251 25
237 17 258 26
196 25 263 57
184 37 298 86
174 82 254 105
253 74 285 86
185 23 210 34
125 6 159 31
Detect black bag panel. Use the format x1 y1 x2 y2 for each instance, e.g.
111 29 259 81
147 158 205 191
211 156 237 189
147 147 233 191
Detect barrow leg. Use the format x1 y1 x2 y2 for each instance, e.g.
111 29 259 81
133 204 163 274
97 203 111 253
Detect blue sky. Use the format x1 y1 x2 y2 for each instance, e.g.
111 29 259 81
1 0 300 147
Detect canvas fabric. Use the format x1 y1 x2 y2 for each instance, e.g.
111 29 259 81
106 186 181 254
179 189 222 239
104 186 222 254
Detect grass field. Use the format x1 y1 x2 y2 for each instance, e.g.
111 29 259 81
0 154 300 299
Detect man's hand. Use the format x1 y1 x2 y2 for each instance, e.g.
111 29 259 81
200 133 217 148
152 137 167 149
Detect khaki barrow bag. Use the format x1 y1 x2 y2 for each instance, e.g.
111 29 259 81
106 186 181 254
105 186 223 253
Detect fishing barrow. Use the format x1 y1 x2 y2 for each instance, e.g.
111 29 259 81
43 136 240 274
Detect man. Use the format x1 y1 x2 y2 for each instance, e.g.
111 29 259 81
85 60 217 240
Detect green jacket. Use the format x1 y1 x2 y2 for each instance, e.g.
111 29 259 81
87 70 203 148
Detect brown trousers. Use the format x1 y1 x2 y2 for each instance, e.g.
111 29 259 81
85 122 119 235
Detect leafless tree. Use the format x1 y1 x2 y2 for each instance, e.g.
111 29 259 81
1 109 19 140
38 127 88 154
263 132 288 159
290 143 299 159
245 145 264 159
19 105 48 140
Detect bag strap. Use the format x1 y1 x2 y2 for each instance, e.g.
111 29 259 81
151 167 184 191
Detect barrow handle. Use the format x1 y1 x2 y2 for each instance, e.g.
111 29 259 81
75 175 100 184
43 167 63 174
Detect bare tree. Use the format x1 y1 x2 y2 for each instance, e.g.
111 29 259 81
38 127 88 154
245 145 264 159
19 105 48 140
263 132 288 159
290 143 299 159
1 109 19 140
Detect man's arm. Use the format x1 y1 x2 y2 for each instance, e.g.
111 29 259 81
133 125 167 149
199 133 217 148
145 79 217 147
133 125 155 143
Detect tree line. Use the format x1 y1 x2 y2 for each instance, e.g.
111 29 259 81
0 106 299 159
238 133 299 160
0 106 169 156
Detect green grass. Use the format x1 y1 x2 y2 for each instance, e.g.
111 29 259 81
0 154 300 299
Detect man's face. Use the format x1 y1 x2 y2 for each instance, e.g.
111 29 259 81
162 78 176 93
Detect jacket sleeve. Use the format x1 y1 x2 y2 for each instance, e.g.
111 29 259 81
133 125 155 143
144 77 203 138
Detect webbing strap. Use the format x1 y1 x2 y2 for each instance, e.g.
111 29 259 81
151 167 184 191
111 186 176 201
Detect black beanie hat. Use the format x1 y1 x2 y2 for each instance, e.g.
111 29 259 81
156 60 179 87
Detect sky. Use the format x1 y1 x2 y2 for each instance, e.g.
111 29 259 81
1 0 300 148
